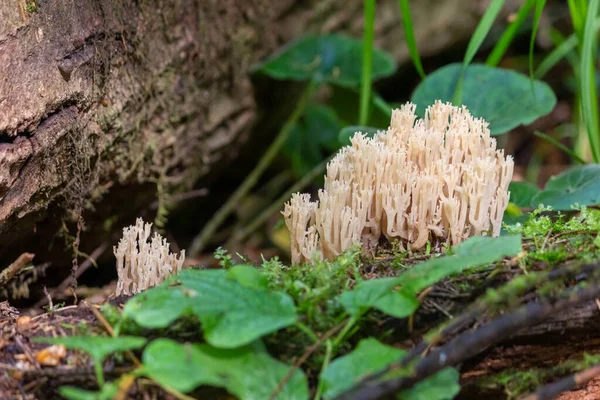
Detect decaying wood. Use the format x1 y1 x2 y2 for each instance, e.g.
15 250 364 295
0 253 34 286
337 282 600 400
0 0 499 266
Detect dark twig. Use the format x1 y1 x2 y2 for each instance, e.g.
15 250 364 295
352 262 600 393
336 282 600 400
33 241 109 309
519 364 600 400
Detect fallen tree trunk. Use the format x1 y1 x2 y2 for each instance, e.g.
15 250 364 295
0 0 495 269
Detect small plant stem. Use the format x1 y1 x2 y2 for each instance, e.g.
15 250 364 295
313 340 333 400
332 316 357 349
94 360 105 386
359 0 375 126
227 155 332 247
295 322 320 343
270 321 346 400
534 131 586 164
189 81 317 256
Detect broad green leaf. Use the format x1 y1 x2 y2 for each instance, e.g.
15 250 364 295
142 339 309 399
284 104 344 177
397 368 461 400
35 336 146 364
340 278 419 318
338 126 382 146
254 34 396 87
340 236 521 318
122 286 193 328
411 63 556 135
320 338 460 400
532 165 600 210
509 181 540 208
320 338 406 399
123 269 298 348
226 265 270 290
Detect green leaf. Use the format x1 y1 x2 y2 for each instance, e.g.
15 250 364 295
122 286 193 328
123 269 298 348
320 338 460 400
226 265 270 290
339 278 420 318
142 339 309 399
254 34 396 87
340 236 521 318
397 368 461 400
338 126 382 147
283 104 344 178
320 338 406 399
411 63 556 135
509 181 541 208
396 235 522 292
35 335 146 386
35 336 146 365
59 383 118 400
532 165 600 210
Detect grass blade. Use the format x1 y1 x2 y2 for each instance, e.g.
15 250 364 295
529 0 547 79
359 0 376 126
486 0 536 67
567 0 585 39
580 0 600 163
398 0 425 79
453 0 505 104
463 0 505 66
534 131 586 164
534 30 578 78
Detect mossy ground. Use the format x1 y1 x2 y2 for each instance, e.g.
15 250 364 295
2 206 600 399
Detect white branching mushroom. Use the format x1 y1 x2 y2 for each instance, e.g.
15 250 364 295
113 218 185 295
282 101 514 264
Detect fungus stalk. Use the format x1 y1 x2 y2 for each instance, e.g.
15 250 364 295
283 101 514 264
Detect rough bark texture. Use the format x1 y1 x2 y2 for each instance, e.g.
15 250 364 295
0 0 494 264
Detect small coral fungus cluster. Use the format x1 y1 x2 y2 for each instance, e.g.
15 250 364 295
114 218 185 295
283 101 514 264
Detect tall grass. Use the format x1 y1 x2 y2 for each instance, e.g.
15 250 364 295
580 0 600 162
359 0 376 126
486 0 536 67
398 0 425 79
453 0 505 104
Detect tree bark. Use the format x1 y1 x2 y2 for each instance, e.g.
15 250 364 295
0 0 493 264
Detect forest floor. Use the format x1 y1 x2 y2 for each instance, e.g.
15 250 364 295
2 207 600 400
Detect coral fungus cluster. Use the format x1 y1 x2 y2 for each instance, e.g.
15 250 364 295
282 101 514 264
114 218 185 295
